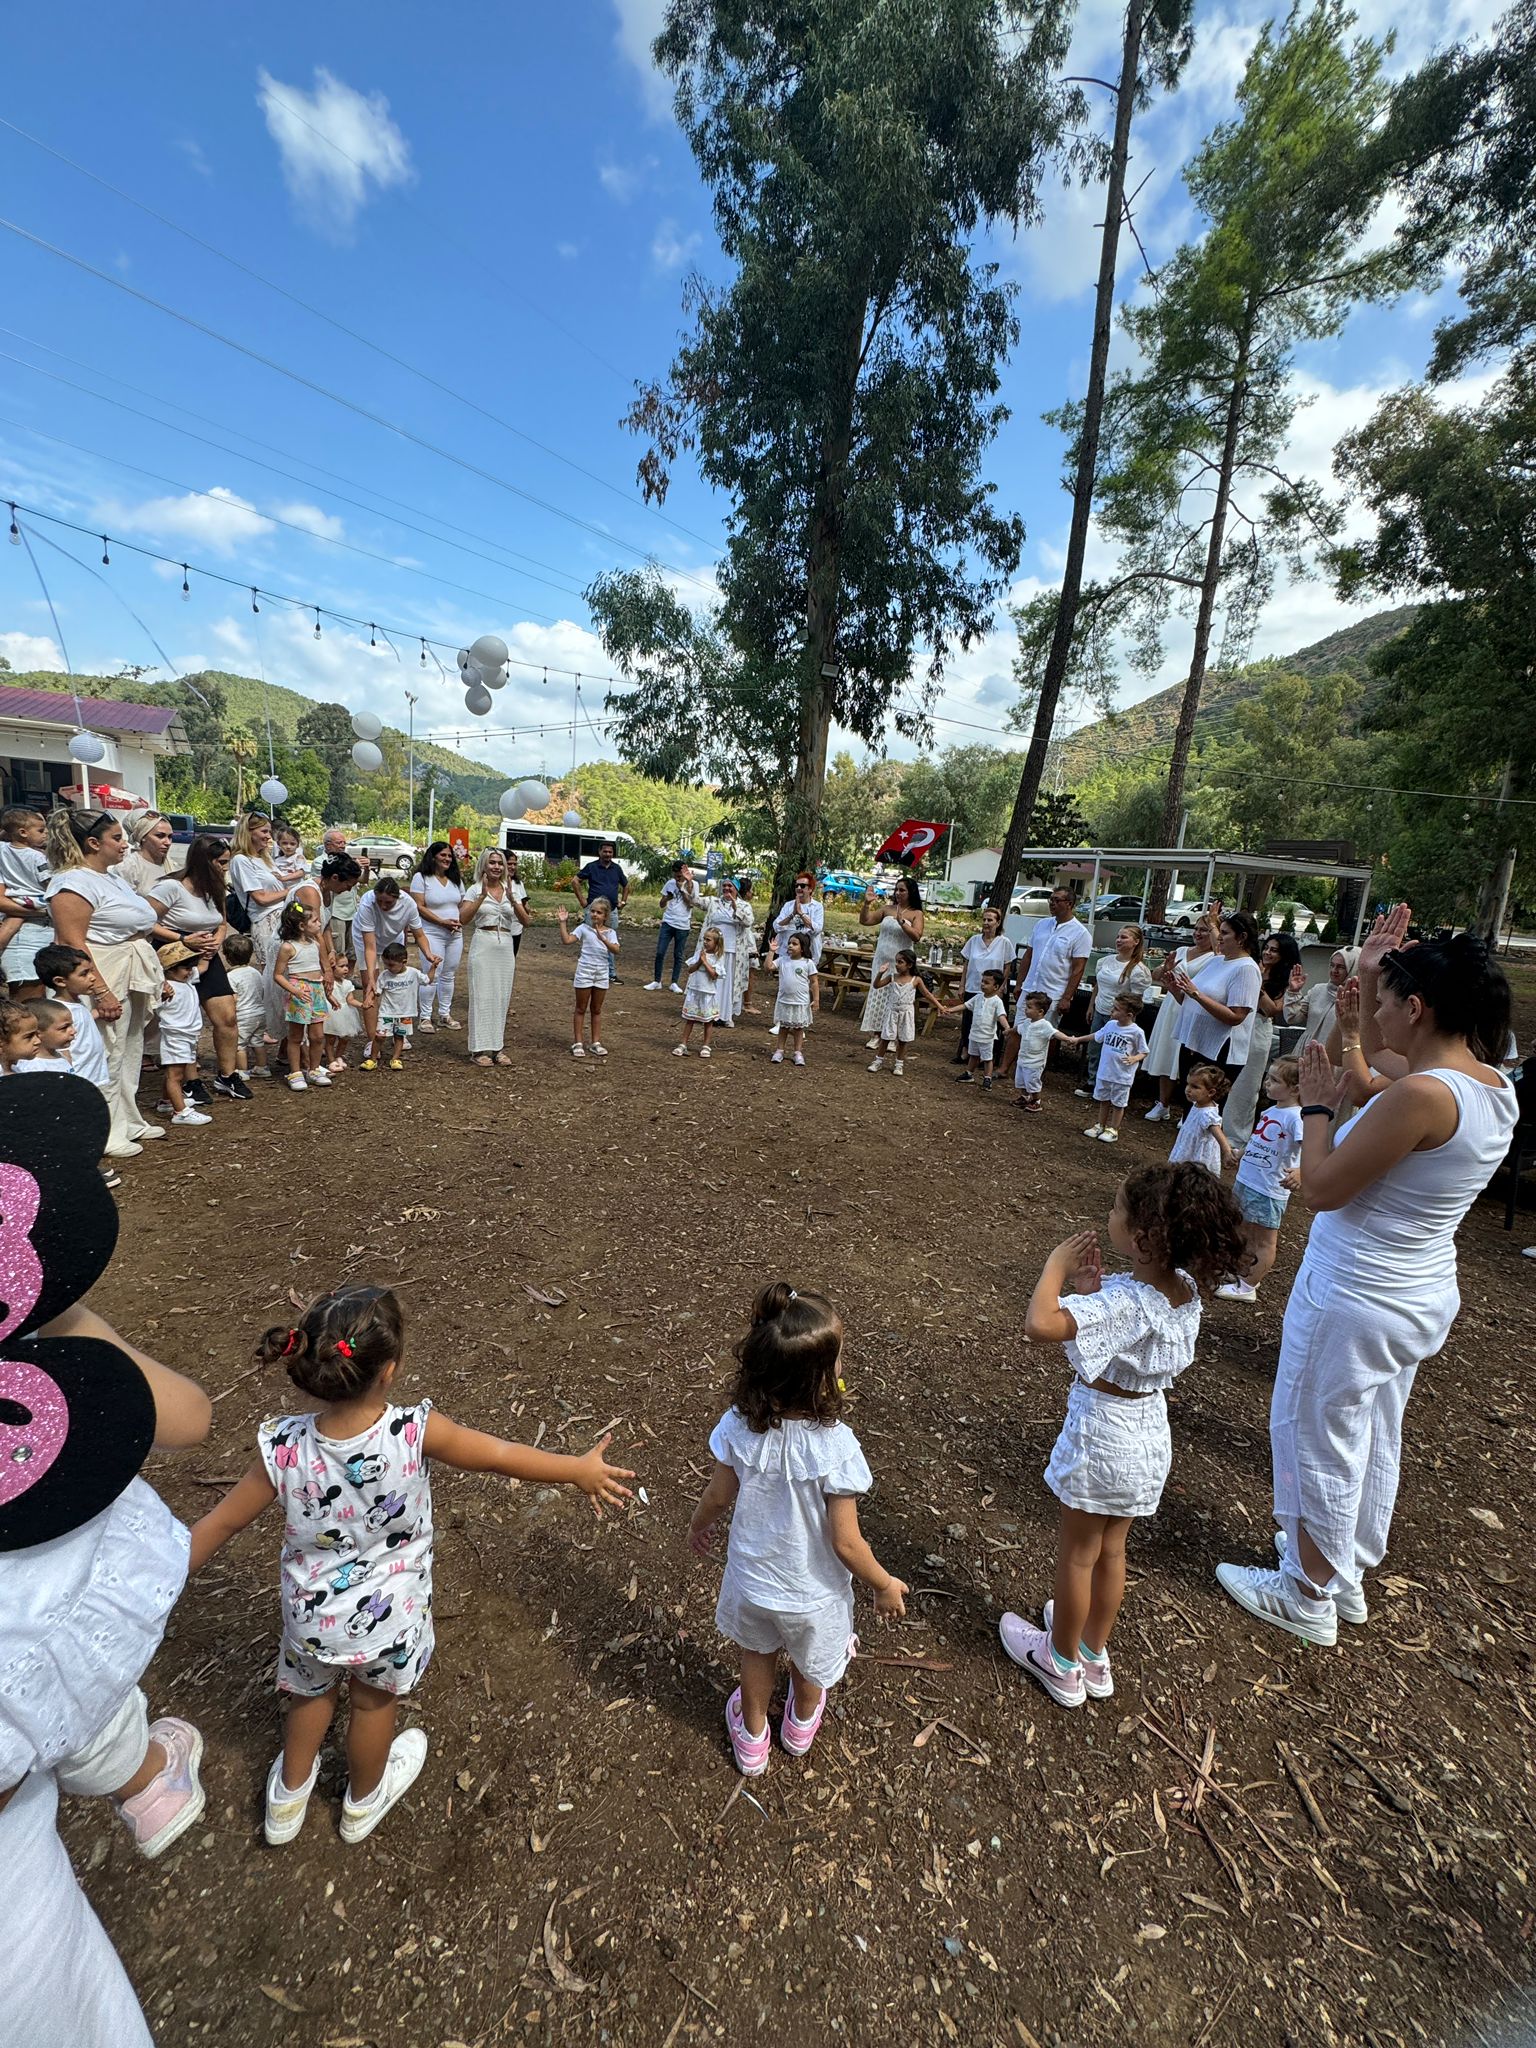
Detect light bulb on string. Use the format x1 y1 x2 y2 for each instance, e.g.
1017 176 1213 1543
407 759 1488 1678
420 638 427 666
369 624 377 649
101 537 110 566
314 608 322 641
181 564 191 601
7 504 18 546
251 588 260 615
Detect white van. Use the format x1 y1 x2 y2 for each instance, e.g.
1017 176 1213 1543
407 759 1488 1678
498 823 641 877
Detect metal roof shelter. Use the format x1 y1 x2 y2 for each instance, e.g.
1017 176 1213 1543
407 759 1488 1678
1010 845 1375 947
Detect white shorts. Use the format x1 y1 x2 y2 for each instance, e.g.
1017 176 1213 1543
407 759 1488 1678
715 1582 856 1689
1045 1380 1171 1518
53 1687 151 1798
1 919 51 981
1015 1061 1044 1095
573 968 609 991
158 1031 200 1067
1094 1079 1132 1108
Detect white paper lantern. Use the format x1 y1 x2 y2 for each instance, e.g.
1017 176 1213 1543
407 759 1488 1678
68 730 106 765
563 809 581 827
259 777 288 807
497 787 526 821
351 740 384 773
464 685 493 716
515 779 551 814
350 711 383 743
469 633 508 675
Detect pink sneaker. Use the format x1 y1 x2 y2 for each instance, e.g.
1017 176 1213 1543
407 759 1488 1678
998 1613 1084 1709
1043 1599 1113 1698
117 1717 206 1858
779 1677 826 1756
725 1689 771 1775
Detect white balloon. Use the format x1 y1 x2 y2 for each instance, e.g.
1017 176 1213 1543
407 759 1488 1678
68 730 106 764
259 777 288 807
516 779 551 813
456 649 471 671
351 711 383 742
498 787 526 821
351 740 384 773
483 663 507 690
469 633 509 675
562 809 582 827
465 685 493 716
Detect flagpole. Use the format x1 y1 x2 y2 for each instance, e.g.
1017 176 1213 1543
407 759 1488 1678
944 819 955 883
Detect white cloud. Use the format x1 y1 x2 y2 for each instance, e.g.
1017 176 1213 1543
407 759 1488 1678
256 67 414 241
599 154 658 203
175 136 212 178
556 240 582 261
611 0 673 120
110 486 274 556
652 219 702 272
275 501 346 542
0 630 64 671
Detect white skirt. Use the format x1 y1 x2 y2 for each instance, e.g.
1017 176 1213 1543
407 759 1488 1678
774 996 812 1030
1045 1380 1171 1518
681 983 719 1022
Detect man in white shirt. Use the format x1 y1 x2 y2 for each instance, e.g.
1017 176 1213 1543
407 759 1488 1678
1017 888 1091 1020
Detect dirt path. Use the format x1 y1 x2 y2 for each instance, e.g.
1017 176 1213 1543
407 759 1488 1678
69 928 1536 2048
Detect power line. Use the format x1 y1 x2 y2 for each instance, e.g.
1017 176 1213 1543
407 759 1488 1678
0 115 717 550
0 216 717 593
0 326 604 599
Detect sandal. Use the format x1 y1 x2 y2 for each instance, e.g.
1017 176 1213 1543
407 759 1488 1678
493 1052 512 1067
473 1054 493 1068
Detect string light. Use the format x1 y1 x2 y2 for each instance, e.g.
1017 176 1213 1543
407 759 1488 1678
250 586 259 614
180 563 190 600
100 535 109 564
314 605 322 640
369 623 376 648
7 503 17 545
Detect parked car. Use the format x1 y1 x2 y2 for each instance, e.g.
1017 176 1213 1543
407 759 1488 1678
347 835 418 873
1267 897 1321 933
820 869 870 901
162 813 233 847
1088 892 1146 921
1009 888 1063 920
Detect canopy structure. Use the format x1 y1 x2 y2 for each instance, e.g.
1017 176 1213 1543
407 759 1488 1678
1012 845 1374 947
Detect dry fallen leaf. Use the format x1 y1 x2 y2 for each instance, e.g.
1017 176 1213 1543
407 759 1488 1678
1468 1507 1505 1531
543 1895 591 1993
261 1985 310 2015
524 1284 569 1307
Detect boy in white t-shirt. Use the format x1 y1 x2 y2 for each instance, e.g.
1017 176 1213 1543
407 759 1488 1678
36 946 110 1090
13 998 76 1073
1217 1057 1303 1302
154 943 212 1128
222 933 269 1077
1062 993 1148 1144
1011 991 1071 1113
956 970 1008 1089
376 943 428 1071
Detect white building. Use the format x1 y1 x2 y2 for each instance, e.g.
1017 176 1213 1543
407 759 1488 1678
0 684 185 811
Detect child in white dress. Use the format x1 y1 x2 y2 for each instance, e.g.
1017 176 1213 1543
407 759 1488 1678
689 1283 908 1774
1000 1164 1247 1709
189 1284 634 1846
867 949 955 1077
322 951 364 1071
1012 990 1071 1112
556 899 618 1058
675 926 725 1058
1169 1065 1237 1175
770 931 818 1067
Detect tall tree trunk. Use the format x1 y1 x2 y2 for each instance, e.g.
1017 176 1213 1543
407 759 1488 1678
771 307 866 910
988 2 1146 915
1476 755 1517 941
1147 311 1254 921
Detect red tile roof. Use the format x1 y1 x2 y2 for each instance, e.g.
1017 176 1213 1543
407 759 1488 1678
0 684 179 735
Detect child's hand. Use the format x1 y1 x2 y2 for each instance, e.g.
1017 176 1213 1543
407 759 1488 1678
1047 1228 1099 1285
556 908 569 924
1282 1167 1302 1190
1067 1233 1102 1295
875 1576 908 1620
687 1513 717 1558
573 1433 636 1516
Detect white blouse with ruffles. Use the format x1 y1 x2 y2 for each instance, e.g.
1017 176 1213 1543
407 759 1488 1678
710 1408 872 1613
1061 1270 1202 1393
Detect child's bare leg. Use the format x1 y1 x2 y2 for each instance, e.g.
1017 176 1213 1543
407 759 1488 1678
1050 1506 1106 1661
700 1021 714 1048
0 914 21 955
980 1057 993 1080
286 1022 305 1072
786 1660 824 1722
572 989 589 1043
679 1021 693 1047
1158 1074 1178 1109
1246 1225 1279 1289
163 1067 185 1113
307 1022 324 1073
1084 1517 1132 1655
1103 1102 1125 1132
282 1686 339 1789
343 1678 400 1800
738 1649 780 1738
110 1737 170 1801
588 988 606 1036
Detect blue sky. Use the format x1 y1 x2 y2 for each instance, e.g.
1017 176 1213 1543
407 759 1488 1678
0 0 1503 785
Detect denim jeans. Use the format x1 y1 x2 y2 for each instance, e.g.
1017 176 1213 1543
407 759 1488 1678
654 925 689 984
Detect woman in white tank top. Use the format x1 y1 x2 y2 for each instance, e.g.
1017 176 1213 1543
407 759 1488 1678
1217 910 1516 1647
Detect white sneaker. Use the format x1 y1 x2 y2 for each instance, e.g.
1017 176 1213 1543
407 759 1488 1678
287 1072 308 1091
309 1068 332 1087
134 1125 165 1140
1043 1600 1113 1699
699 1046 712 1059
768 1022 781 1035
1275 1532 1368 1624
1097 1128 1119 1143
643 980 662 991
263 1752 319 1846
590 1042 608 1057
1083 1124 1102 1138
339 1728 428 1844
1144 1104 1168 1122
792 1052 805 1066
865 1037 882 1052
1217 1280 1258 1302
892 1060 904 1076
155 1098 175 1115
669 982 683 994
1215 1562 1337 1646
1074 1087 1092 1099
770 1050 784 1064
868 1058 884 1072
1524 1247 1536 1259
672 1044 689 1057
170 1107 212 1126
571 1043 585 1058
418 1019 435 1034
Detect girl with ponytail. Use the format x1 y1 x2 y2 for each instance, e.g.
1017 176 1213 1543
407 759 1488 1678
188 1285 635 1848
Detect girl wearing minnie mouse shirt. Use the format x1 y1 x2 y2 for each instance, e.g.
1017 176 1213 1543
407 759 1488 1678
189 1285 636 1846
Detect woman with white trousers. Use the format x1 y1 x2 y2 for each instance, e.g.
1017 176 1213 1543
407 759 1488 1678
1216 909 1516 1647
410 842 466 1031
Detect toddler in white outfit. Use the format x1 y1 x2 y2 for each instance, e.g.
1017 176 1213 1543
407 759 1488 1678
689 1283 908 1774
1012 990 1070 1110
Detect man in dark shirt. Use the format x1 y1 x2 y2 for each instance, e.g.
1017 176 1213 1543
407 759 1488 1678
572 842 629 982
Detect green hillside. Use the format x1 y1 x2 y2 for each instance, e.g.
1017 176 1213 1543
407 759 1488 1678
1055 605 1419 780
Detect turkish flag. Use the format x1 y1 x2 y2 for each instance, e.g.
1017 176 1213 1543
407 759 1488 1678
874 819 948 866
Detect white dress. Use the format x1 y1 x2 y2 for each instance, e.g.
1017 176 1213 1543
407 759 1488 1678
858 914 912 1034
875 975 918 1045
705 900 752 1020
464 888 520 1054
1144 947 1216 1081
774 954 814 1030
681 951 723 1022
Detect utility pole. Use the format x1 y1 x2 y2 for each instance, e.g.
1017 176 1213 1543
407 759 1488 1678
404 688 418 845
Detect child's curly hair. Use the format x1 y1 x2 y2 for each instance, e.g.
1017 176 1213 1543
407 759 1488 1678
731 1281 844 1433
257 1285 403 1403
1120 1164 1249 1293
0 998 36 1047
277 898 313 942
1187 1062 1232 1102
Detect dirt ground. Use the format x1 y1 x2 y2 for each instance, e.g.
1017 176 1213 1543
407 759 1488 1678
68 925 1536 2048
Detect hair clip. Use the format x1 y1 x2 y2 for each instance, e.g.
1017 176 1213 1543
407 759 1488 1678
281 1328 301 1356
335 1338 354 1358
788 1287 797 1300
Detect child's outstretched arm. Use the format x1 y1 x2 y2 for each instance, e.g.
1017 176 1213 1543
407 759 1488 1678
825 1497 908 1617
688 1459 739 1555
424 1414 635 1516
1213 1121 1239 1168
554 910 579 947
1024 1230 1101 1343
41 1304 213 1448
188 1464 278 1571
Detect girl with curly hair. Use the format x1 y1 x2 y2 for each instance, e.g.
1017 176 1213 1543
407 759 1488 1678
1000 1164 1248 1710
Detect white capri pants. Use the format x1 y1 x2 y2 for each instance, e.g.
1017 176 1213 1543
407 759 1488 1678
98 990 154 1154
1271 1252 1454 1599
419 927 463 1021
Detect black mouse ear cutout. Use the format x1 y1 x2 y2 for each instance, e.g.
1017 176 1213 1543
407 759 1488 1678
0 1335 155 1552
0 1077 116 1336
